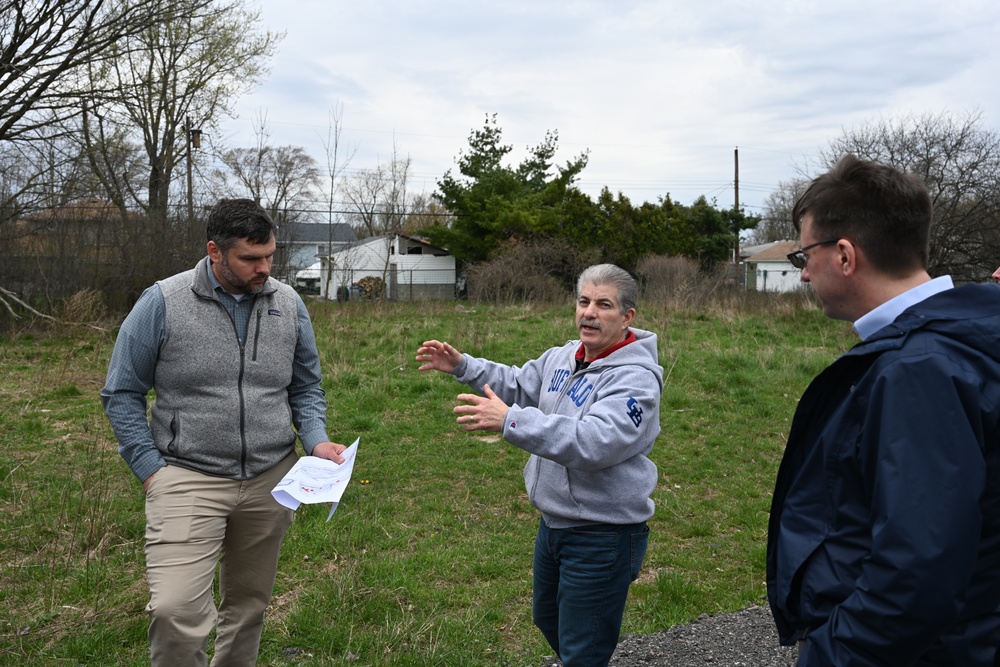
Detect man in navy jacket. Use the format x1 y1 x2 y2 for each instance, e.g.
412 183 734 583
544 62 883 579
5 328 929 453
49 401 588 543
767 155 1000 666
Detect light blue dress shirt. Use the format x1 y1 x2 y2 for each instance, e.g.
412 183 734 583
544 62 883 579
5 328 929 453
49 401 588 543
853 275 955 341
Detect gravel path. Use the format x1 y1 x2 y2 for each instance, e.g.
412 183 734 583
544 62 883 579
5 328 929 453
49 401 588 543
541 605 799 667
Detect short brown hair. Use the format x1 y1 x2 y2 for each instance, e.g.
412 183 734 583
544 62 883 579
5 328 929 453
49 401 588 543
793 155 931 277
206 199 276 253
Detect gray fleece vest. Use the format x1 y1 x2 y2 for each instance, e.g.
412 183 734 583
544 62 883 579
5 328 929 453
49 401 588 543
150 257 300 479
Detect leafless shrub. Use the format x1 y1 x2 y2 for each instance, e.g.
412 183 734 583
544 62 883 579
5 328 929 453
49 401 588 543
466 239 599 305
637 254 821 316
637 255 738 309
636 255 702 302
57 289 109 325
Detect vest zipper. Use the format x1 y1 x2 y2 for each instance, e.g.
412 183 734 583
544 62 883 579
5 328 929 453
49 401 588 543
222 300 250 478
238 344 247 478
213 297 250 479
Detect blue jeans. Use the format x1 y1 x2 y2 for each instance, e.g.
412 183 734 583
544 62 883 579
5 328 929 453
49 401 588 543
532 519 650 667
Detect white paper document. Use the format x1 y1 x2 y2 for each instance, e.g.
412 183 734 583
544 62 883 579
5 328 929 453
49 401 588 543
271 438 359 521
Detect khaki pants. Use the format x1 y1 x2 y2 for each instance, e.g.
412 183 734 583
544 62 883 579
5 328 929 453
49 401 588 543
143 453 297 667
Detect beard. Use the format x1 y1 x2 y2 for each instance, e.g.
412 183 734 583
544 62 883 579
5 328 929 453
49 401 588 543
219 255 267 295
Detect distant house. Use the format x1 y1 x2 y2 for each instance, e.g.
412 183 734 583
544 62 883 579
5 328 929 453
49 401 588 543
743 240 803 292
275 222 356 284
318 233 456 301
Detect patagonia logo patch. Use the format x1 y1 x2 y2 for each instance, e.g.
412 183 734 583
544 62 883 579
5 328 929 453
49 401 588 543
268 309 282 316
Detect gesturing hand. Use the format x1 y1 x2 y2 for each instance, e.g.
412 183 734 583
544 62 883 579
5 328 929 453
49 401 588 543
416 339 463 374
454 384 509 432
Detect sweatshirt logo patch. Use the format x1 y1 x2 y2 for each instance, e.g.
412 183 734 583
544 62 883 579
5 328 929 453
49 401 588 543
268 309 282 316
626 398 643 427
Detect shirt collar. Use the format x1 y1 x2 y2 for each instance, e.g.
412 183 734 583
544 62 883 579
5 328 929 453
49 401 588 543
575 329 636 364
853 275 954 340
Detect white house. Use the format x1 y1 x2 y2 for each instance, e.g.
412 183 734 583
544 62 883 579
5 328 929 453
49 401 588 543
319 233 456 301
743 240 804 292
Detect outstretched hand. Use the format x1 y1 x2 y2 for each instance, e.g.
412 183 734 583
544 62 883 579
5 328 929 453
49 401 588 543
416 340 463 374
454 384 509 432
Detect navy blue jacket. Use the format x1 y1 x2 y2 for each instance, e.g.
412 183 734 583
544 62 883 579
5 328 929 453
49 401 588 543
767 284 1000 666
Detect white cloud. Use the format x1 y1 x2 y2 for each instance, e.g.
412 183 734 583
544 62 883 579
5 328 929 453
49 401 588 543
218 0 1000 212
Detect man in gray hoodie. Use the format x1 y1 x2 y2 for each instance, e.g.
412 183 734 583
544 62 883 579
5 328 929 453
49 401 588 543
102 199 346 667
417 264 662 667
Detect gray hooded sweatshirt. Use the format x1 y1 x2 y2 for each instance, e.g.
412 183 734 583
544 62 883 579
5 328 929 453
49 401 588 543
453 327 662 527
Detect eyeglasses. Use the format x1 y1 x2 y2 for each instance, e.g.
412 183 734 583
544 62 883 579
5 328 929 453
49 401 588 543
786 239 839 269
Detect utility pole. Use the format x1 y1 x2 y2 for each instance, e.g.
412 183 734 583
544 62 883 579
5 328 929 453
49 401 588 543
734 146 739 212
185 116 202 226
734 146 741 268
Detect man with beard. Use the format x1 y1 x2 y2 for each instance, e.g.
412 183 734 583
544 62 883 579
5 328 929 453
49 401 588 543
417 264 662 667
102 198 345 666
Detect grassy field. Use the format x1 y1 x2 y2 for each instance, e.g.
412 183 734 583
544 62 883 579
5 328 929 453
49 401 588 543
0 297 855 666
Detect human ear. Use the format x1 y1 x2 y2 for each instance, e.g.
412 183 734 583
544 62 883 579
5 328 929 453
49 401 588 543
207 240 222 263
836 240 857 276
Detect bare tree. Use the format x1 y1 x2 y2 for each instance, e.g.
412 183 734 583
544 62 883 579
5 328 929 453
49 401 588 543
0 130 72 221
210 112 320 223
77 100 149 216
340 141 413 300
823 110 1000 282
0 125 141 317
210 112 322 281
0 0 209 147
342 166 384 238
404 193 453 233
91 0 281 226
749 178 809 245
320 103 355 298
343 141 412 238
0 0 213 234
383 144 411 233
0 0 280 317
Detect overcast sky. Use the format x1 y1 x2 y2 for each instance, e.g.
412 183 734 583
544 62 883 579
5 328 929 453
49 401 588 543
217 0 1000 215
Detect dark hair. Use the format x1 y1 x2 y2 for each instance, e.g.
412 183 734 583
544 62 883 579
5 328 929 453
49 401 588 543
206 199 276 252
576 264 638 314
792 154 931 276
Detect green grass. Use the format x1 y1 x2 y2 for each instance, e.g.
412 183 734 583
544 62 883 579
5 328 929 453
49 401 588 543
0 298 855 666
